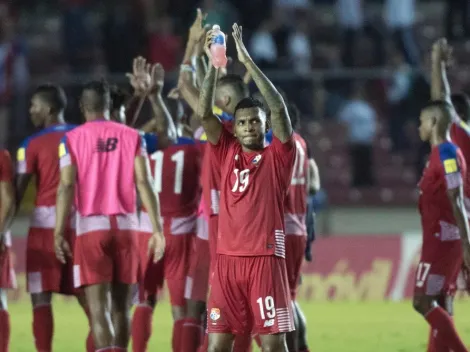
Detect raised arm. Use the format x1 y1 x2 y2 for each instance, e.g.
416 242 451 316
430 38 453 103
147 63 177 142
232 23 292 142
196 30 222 144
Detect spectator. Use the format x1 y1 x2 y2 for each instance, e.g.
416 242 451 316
446 0 470 40
287 10 312 74
0 4 28 147
384 0 419 66
102 0 147 74
61 0 95 73
337 0 363 67
249 20 278 69
147 15 181 71
338 82 377 187
387 47 412 153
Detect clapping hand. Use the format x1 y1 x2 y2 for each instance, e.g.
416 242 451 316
232 23 251 65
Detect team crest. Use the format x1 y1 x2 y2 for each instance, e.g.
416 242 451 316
210 308 220 321
252 154 262 164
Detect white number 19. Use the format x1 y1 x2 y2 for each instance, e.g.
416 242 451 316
256 296 276 320
232 169 250 192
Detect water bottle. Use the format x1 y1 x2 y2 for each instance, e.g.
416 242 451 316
210 25 228 68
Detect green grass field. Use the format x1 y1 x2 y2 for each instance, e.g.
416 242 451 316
8 299 470 351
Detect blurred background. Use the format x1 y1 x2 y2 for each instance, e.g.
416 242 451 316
3 0 470 302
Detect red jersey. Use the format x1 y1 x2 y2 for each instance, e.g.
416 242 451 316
148 136 201 218
212 128 296 257
200 121 233 216
450 119 470 164
0 150 13 183
419 141 469 256
284 132 308 236
17 124 76 206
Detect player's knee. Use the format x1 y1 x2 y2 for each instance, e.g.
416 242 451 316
207 341 232 352
412 295 434 315
31 292 52 307
261 334 287 352
186 299 206 319
0 289 7 310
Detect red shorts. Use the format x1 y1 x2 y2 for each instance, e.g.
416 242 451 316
208 254 294 335
185 216 210 302
135 231 164 302
414 241 463 297
0 232 16 289
285 235 306 300
73 214 139 288
26 227 76 295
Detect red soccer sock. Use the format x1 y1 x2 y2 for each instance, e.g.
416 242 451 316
233 334 252 352
426 307 468 352
131 305 153 352
172 319 185 352
197 331 209 352
427 328 435 352
181 318 203 352
33 305 53 352
0 309 10 352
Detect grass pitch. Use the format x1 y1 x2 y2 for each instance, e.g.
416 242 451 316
8 299 470 351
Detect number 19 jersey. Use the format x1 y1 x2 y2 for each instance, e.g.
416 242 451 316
212 129 296 257
148 137 201 218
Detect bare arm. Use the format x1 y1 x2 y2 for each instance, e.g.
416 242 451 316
196 64 222 144
430 39 452 104
178 72 201 112
448 186 470 246
0 181 15 235
15 173 32 212
308 158 321 194
232 24 292 142
134 155 163 234
54 165 76 239
194 55 208 88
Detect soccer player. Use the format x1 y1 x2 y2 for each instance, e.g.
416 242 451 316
283 102 311 352
55 81 165 351
199 24 296 351
414 100 470 352
15 84 94 352
0 149 15 352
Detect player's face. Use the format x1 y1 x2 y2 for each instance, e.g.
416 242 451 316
111 105 126 124
234 107 267 150
419 110 435 142
29 95 47 127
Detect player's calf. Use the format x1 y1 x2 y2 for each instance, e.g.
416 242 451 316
286 301 299 352
85 283 115 349
294 301 309 352
31 292 54 352
111 282 134 349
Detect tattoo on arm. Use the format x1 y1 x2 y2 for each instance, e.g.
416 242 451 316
196 65 222 144
244 59 292 142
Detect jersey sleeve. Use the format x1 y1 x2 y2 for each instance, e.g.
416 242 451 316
209 125 236 161
0 150 13 182
140 131 158 154
16 138 36 174
59 135 75 169
437 144 463 190
136 133 148 157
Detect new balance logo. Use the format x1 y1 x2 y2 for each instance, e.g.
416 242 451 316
263 319 275 327
96 138 118 152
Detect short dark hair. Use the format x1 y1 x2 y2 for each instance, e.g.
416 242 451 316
422 100 454 126
217 74 249 99
288 103 300 128
234 97 266 116
451 93 470 122
33 84 67 113
109 85 128 112
81 80 110 112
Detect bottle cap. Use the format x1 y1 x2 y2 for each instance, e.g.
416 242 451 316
212 25 221 31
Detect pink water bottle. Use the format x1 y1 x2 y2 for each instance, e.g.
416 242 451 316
210 25 228 68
